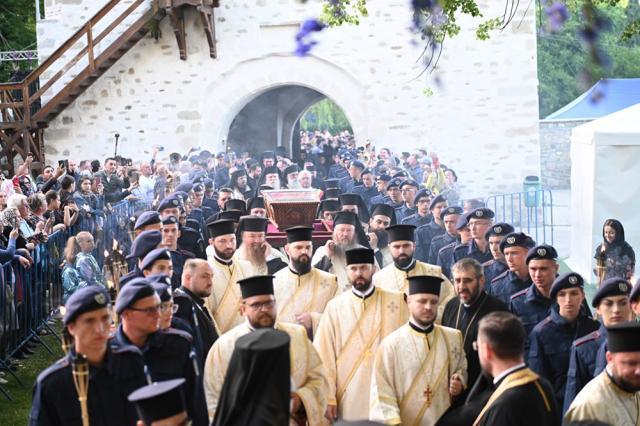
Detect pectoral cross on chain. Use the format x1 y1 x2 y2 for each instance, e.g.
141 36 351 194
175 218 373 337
423 386 433 404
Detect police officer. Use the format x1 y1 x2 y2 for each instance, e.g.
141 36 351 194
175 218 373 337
369 174 392 206
121 229 163 285
161 215 194 289
384 178 404 210
401 189 433 227
481 222 515 284
453 207 494 265
340 159 365 193
111 278 208 424
157 196 182 221
173 259 219 370
133 211 162 237
352 168 378 209
427 206 462 265
30 286 146 425
413 194 448 260
437 212 472 279
487 232 535 304
563 277 632 412
509 244 559 349
396 179 419 222
528 272 600 417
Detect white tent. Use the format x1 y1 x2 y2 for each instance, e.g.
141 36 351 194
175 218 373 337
568 103 640 283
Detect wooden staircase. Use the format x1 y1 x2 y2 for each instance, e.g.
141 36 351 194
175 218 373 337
0 0 165 172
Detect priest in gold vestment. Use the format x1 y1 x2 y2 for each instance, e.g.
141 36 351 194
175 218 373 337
204 275 328 426
274 226 338 336
204 219 253 334
372 224 455 322
314 247 408 422
235 215 289 275
564 322 640 426
370 274 467 425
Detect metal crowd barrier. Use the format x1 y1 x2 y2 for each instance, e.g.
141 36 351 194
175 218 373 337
485 189 555 245
0 199 151 400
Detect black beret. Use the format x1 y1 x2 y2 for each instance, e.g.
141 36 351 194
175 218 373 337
346 248 375 265
386 224 416 243
456 212 471 230
607 322 640 353
484 223 515 241
134 211 161 230
428 194 446 210
592 277 631 308
64 286 111 325
440 206 463 220
285 226 313 243
151 281 172 302
376 174 391 182
128 378 187 424
361 168 374 176
238 215 268 233
247 197 265 210
225 199 246 213
550 272 584 300
469 208 495 220
140 248 172 271
157 197 181 212
115 278 156 314
207 219 236 238
171 191 188 203
162 215 179 226
408 275 443 296
333 211 358 227
192 183 204 193
127 230 162 260
392 171 408 179
238 275 274 299
349 160 365 170
175 183 193 193
499 232 536 253
339 193 362 206
203 178 214 189
413 189 431 204
387 178 402 189
399 179 419 189
525 244 558 264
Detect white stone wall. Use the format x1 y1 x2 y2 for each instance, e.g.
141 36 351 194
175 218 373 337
37 0 540 197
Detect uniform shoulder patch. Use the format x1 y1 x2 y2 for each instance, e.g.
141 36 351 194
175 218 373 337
491 270 509 283
573 331 600 347
482 259 495 267
36 356 71 383
510 288 528 300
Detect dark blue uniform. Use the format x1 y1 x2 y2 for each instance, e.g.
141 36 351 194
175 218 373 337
528 307 600 416
402 213 432 228
170 250 194 290
427 232 456 265
396 205 417 223
352 185 379 209
339 176 361 193
30 344 147 426
414 221 444 262
437 241 468 279
488 270 532 305
112 326 208 425
328 164 347 179
452 239 493 265
481 259 508 284
213 166 229 189
509 284 551 339
369 193 390 206
563 326 606 413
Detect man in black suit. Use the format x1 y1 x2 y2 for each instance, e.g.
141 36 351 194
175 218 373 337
173 258 219 370
474 311 559 426
442 258 508 394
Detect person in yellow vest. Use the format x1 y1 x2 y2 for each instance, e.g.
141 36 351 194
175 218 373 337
564 321 640 425
313 247 408 422
203 275 328 425
204 219 253 334
370 274 468 425
372 223 455 322
274 226 338 338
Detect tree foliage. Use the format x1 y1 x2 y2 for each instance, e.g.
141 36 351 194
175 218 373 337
299 98 353 134
0 0 38 82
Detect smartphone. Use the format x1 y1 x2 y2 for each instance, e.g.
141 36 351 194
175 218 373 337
95 176 101 186
127 159 133 166
58 160 65 168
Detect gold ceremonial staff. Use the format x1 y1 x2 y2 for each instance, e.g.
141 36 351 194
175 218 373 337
72 352 90 426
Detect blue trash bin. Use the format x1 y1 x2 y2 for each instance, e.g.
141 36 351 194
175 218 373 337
523 176 541 207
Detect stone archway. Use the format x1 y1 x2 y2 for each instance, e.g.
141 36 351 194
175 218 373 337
200 54 371 155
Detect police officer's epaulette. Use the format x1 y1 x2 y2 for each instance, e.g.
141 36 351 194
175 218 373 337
537 316 553 329
36 355 71 383
164 326 194 343
172 287 189 300
491 270 509 283
439 242 456 253
573 330 600 347
110 341 143 356
482 259 495 267
510 288 528 300
177 249 196 259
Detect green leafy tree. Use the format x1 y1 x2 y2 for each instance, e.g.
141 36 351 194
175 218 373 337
0 1 38 82
300 98 353 134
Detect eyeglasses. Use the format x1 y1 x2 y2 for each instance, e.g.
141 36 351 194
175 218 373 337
243 300 275 311
160 302 178 314
128 305 161 316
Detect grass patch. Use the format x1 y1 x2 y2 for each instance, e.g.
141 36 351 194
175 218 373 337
0 321 64 426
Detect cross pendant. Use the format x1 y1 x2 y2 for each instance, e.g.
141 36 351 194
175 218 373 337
423 386 432 404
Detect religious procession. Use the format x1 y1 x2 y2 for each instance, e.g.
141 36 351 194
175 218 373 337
2 0 640 425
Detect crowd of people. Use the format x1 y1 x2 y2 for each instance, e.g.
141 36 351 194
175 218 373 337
0 129 637 425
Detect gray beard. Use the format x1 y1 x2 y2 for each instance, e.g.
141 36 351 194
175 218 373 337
245 243 266 266
334 239 358 257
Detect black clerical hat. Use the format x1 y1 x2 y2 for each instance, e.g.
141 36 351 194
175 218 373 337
386 224 416 243
285 226 313 243
607 322 640 353
408 275 443 296
345 248 374 265
128 378 187 423
333 211 358 227
238 275 275 299
238 215 268 233
208 219 236 238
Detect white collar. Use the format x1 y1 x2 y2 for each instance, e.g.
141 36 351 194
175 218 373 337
493 363 526 385
352 285 375 298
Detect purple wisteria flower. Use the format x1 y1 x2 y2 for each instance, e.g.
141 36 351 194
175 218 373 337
295 19 326 57
545 1 570 33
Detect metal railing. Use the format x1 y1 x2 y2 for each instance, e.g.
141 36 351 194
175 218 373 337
485 189 555 246
0 199 149 399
